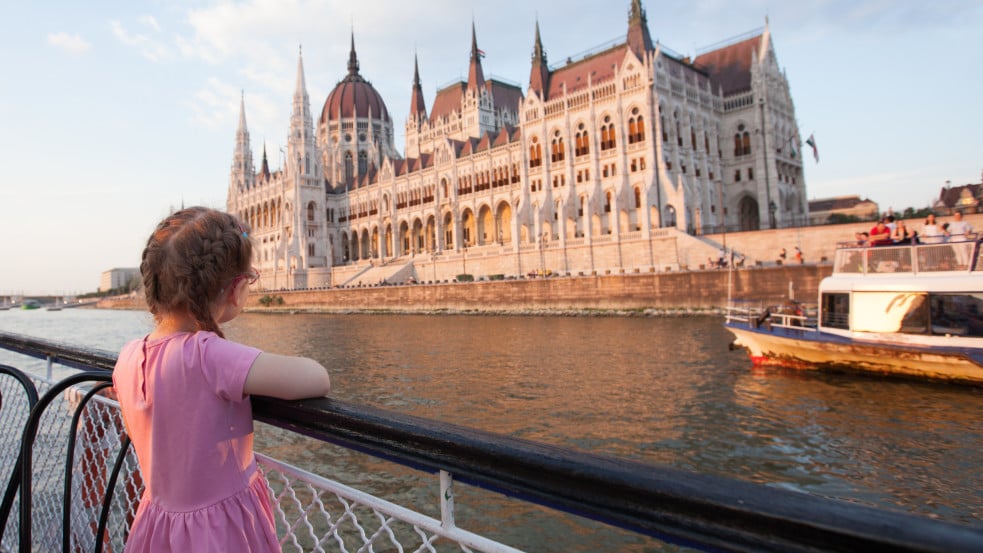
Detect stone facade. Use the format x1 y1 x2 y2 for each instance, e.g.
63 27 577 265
228 0 807 291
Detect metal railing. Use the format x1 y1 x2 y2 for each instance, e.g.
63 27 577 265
833 240 982 275
2 331 983 553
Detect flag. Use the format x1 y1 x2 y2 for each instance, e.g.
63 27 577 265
476 48 486 58
805 133 819 162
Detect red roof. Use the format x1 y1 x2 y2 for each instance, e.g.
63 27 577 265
693 34 762 95
547 45 626 98
429 79 523 122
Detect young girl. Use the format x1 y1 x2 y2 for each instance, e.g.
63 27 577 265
113 207 330 552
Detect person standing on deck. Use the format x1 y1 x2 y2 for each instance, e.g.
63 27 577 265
113 207 331 553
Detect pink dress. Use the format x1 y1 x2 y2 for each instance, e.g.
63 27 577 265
113 331 280 552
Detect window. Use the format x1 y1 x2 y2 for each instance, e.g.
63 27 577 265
600 116 616 151
634 187 642 208
551 131 565 162
358 151 368 174
307 202 315 221
734 169 741 182
627 108 645 144
575 123 590 156
529 137 543 168
748 168 754 180
821 293 849 329
604 191 612 213
344 152 353 182
742 132 751 156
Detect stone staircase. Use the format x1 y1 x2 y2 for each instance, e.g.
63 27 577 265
340 260 417 287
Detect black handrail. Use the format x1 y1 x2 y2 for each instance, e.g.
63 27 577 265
2 330 982 553
0 364 39 542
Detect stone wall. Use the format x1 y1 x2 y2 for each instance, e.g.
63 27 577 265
247 264 832 314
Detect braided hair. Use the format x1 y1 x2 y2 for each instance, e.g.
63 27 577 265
140 207 252 338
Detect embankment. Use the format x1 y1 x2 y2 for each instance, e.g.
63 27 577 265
235 264 831 314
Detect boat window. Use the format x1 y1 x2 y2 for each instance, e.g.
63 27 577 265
821 293 849 329
929 293 983 337
851 292 928 333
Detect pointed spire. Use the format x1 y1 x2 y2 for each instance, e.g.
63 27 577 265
260 143 271 179
347 31 360 77
467 21 486 93
294 44 307 96
237 90 248 135
409 53 427 119
626 0 654 57
529 19 551 100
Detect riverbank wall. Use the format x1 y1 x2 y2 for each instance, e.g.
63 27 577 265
245 264 830 314
96 263 832 314
96 264 831 314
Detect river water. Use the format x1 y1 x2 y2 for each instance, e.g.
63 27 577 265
1 308 980 550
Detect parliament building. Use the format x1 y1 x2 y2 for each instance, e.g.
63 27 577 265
227 0 807 289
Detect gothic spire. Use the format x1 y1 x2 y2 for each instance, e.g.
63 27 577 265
467 21 486 93
409 53 427 119
347 31 360 78
529 20 551 100
626 0 654 57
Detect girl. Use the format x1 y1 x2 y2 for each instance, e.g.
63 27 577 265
113 207 331 552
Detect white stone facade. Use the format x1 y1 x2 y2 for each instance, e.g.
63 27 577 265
228 1 807 290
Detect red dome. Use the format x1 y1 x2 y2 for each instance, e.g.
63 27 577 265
320 38 390 124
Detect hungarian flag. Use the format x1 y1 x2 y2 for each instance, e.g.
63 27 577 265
806 134 819 162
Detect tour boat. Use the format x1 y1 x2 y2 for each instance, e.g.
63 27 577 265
725 239 983 386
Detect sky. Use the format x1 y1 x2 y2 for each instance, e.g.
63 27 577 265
1 0 980 295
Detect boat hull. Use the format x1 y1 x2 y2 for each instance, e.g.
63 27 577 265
726 322 983 386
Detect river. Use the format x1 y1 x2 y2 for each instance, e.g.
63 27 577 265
0 307 980 550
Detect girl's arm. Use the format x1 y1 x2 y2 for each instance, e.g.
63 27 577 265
243 352 331 400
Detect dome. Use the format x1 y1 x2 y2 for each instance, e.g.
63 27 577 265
320 37 390 124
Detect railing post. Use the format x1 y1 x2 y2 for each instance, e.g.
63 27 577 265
46 355 53 380
440 470 456 529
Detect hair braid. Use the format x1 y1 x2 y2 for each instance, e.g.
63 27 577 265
139 207 253 337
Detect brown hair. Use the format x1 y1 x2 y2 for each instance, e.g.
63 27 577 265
140 207 252 337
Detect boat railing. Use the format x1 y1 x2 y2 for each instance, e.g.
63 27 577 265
833 240 981 275
2 331 983 553
726 301 818 331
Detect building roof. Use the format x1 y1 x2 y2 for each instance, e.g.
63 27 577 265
693 34 762 95
808 195 877 212
320 34 390 124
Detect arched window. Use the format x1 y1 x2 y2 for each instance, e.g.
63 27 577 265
575 123 590 157
742 132 751 156
551 131 565 162
358 151 368 174
344 152 353 182
307 202 315 222
600 116 616 151
734 134 742 156
628 108 645 144
529 137 542 168
675 114 682 146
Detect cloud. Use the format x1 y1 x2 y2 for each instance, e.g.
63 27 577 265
110 18 173 62
47 32 92 55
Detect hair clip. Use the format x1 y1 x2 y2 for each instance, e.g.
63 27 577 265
236 221 249 239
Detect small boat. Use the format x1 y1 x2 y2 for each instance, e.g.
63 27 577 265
725 239 983 386
21 299 41 310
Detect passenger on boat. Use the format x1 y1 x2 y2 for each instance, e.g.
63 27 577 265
854 231 870 247
868 219 893 246
947 211 973 241
892 220 914 244
921 213 945 243
114 207 332 553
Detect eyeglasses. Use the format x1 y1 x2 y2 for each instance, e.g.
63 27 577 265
225 267 260 294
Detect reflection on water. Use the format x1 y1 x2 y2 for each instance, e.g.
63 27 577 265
1 309 981 550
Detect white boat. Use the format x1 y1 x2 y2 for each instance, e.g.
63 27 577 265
725 239 983 386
